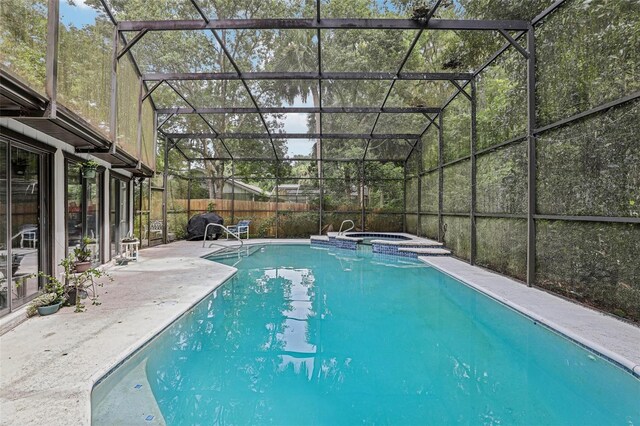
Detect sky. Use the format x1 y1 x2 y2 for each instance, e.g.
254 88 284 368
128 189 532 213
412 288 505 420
60 0 99 27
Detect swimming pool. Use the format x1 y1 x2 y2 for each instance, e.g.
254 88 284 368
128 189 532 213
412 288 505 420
92 244 640 425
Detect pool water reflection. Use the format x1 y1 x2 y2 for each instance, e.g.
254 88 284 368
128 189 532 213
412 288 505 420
94 244 640 425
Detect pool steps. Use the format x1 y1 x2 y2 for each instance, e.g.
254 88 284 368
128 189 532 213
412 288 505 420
206 244 263 260
310 233 451 258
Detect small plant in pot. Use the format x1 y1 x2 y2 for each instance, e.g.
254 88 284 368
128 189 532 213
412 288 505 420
60 255 112 313
81 160 99 179
26 272 66 317
73 237 94 272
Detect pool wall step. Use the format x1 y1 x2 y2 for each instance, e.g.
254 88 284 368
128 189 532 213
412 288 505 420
398 247 451 257
371 239 443 258
310 235 333 248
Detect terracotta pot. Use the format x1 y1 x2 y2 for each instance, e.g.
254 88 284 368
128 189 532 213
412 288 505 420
74 261 91 273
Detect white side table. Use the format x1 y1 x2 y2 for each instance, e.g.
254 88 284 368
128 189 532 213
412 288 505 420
120 240 140 261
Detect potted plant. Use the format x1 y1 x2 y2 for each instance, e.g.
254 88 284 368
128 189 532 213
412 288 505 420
73 236 94 272
60 254 112 313
81 160 99 179
26 272 66 317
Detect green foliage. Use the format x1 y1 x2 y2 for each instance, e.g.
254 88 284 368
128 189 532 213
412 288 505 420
537 100 640 217
420 172 438 213
406 214 418 234
476 218 527 281
536 221 640 322
82 160 99 170
442 95 471 163
442 216 470 261
73 237 94 263
365 214 404 232
277 212 318 238
536 0 640 126
0 0 47 93
26 293 59 318
419 214 439 239
476 142 527 214
168 213 188 240
442 161 470 213
60 254 112 313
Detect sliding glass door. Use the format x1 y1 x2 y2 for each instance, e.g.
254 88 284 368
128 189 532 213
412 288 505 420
0 136 51 316
110 175 130 259
66 160 102 265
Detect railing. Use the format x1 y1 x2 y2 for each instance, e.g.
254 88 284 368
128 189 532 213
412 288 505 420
338 220 355 236
203 223 244 249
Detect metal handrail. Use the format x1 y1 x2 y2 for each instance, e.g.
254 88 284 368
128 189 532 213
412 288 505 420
203 223 244 249
338 220 355 236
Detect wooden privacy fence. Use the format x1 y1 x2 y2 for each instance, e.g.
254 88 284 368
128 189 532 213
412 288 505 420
172 199 311 214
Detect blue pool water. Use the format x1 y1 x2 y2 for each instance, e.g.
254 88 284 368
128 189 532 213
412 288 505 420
94 244 640 425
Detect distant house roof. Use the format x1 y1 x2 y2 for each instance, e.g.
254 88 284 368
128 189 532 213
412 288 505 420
227 179 268 196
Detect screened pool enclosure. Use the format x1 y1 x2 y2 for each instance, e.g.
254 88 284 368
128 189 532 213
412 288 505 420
2 0 638 321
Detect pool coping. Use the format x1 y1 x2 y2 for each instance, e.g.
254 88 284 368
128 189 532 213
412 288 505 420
419 256 640 378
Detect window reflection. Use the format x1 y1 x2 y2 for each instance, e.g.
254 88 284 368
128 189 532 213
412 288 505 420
66 161 102 264
110 176 129 258
10 146 41 307
0 141 7 312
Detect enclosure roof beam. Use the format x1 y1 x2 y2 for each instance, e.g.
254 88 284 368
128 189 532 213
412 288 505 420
154 106 441 114
142 79 164 102
118 18 529 32
141 71 473 81
116 28 148 60
424 0 444 23
164 132 422 140
188 157 405 162
498 29 530 59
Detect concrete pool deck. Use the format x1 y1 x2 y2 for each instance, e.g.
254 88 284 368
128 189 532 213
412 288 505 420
0 239 638 425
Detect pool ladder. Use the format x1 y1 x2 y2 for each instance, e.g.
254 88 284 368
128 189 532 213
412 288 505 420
203 223 244 249
338 220 355 236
